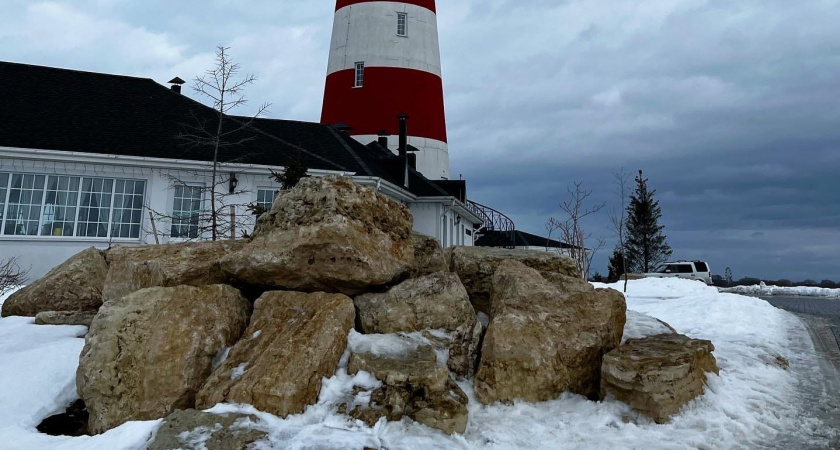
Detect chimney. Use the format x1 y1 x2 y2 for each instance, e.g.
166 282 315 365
377 130 389 148
168 77 185 94
408 153 417 170
398 114 409 189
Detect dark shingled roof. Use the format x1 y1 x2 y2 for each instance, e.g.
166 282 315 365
0 60 453 199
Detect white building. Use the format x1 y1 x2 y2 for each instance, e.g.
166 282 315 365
0 61 482 279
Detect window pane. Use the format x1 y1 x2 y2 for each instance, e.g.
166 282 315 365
0 173 8 231
355 62 365 87
256 189 279 212
40 176 80 237
397 13 407 36
111 180 146 239
171 185 203 239
3 174 46 236
77 177 113 238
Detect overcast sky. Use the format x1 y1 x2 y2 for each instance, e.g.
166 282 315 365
2 0 839 281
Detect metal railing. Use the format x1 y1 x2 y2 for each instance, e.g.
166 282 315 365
466 200 516 249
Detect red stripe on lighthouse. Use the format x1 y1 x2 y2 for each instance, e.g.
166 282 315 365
335 0 436 13
321 67 447 143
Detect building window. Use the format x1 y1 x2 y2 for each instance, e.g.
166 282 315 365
3 174 45 236
0 173 7 227
77 178 114 238
171 185 204 239
41 176 80 237
0 172 146 239
355 62 365 87
256 189 279 211
397 12 408 36
111 180 146 239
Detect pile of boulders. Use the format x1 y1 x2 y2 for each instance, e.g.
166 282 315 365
1 175 719 446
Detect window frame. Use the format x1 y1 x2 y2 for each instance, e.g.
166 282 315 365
354 62 365 88
0 171 147 241
255 187 281 212
170 183 206 240
397 12 408 37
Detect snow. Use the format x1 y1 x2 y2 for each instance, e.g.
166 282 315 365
0 279 834 449
0 287 160 450
622 310 674 344
721 283 840 298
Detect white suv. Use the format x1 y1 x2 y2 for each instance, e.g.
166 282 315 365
645 261 713 285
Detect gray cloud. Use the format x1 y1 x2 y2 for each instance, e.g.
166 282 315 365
1 0 838 280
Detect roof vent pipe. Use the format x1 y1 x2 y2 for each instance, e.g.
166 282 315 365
168 77 186 94
398 114 409 189
377 130 389 148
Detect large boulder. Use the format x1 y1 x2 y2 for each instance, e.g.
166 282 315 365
601 333 719 424
196 291 355 418
404 232 448 279
474 260 626 405
347 345 469 435
102 240 244 304
220 176 414 296
35 311 96 328
77 285 251 434
446 247 581 315
147 409 268 450
2 247 107 317
354 272 474 334
353 272 483 378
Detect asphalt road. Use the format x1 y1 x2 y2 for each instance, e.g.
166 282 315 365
763 296 840 449
765 296 840 352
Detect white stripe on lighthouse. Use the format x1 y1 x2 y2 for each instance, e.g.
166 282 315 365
328 2 442 77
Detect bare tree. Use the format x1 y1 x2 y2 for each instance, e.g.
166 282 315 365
608 168 631 292
547 182 606 280
177 45 270 240
0 257 27 296
144 170 258 242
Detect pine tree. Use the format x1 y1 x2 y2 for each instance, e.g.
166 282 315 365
271 157 309 190
624 170 672 273
607 247 626 282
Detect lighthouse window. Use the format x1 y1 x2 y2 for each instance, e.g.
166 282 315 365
397 13 408 37
354 62 365 87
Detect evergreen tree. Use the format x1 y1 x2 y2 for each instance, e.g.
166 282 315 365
271 157 309 190
624 170 672 273
607 247 626 282
725 267 733 286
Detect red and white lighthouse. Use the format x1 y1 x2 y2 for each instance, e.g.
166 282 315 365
321 0 450 180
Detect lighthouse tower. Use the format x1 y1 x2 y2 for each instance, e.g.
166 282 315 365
321 0 450 180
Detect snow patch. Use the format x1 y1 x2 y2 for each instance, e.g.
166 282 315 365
622 310 675 343
347 330 429 358
722 284 840 298
231 363 248 381
211 347 231 372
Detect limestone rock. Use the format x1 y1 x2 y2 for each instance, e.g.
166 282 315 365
146 409 268 450
196 291 355 418
354 272 475 334
446 246 580 315
76 285 251 434
405 232 448 279
102 240 244 303
347 346 469 435
35 311 96 327
2 247 107 317
601 333 719 423
474 260 626 405
220 176 414 296
448 320 485 378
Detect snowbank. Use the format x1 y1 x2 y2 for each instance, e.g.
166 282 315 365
721 283 840 298
0 279 833 449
